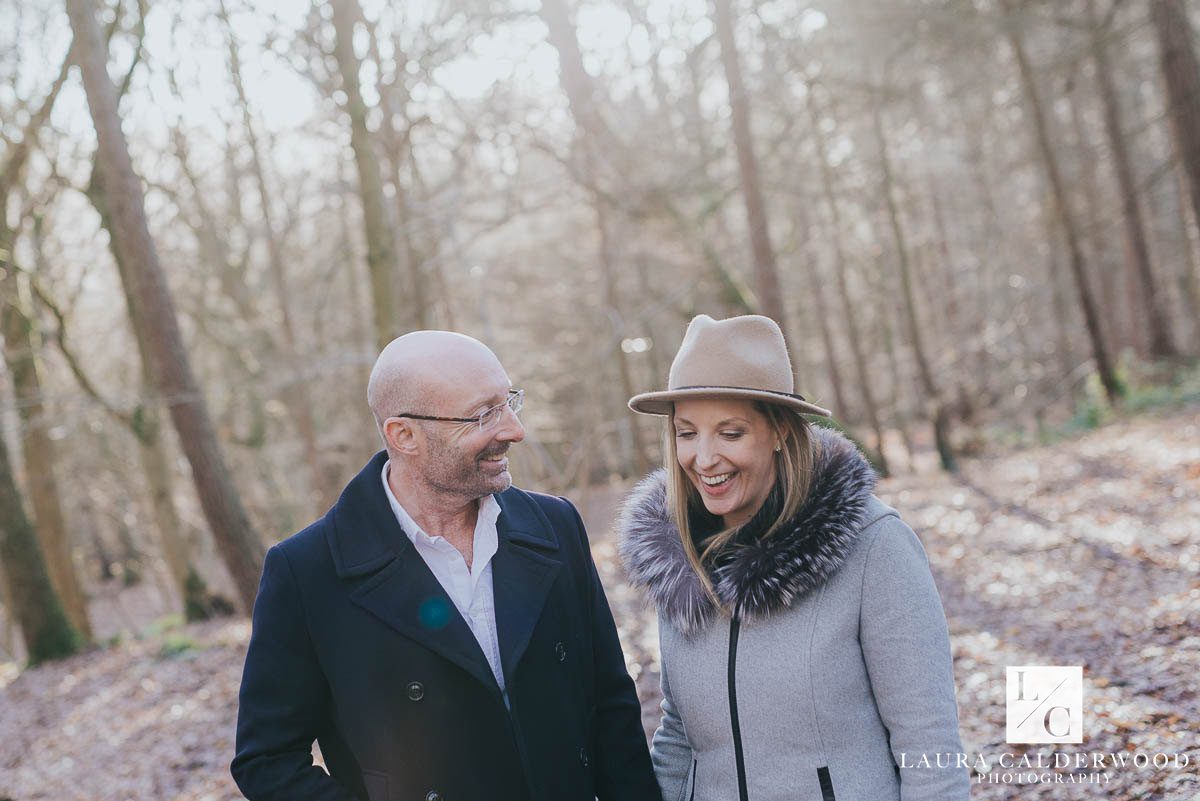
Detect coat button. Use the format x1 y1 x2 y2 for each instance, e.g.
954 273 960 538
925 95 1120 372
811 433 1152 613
425 792 442 801
555 641 567 662
406 681 425 701
578 747 589 767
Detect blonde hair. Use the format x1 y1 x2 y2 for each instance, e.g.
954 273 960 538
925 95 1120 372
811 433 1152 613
665 402 818 603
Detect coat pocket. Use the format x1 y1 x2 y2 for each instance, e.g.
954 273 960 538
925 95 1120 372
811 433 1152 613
816 765 836 801
361 769 389 801
674 758 697 801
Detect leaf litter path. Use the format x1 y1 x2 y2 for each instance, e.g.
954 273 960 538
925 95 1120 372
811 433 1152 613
1 407 1197 800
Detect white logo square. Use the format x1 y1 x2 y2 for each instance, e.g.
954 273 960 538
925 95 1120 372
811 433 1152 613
1006 665 1083 744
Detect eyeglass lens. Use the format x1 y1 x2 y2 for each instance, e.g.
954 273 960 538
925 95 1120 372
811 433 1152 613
479 391 523 430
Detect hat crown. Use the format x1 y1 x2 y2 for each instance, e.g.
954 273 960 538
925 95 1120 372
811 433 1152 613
667 314 794 395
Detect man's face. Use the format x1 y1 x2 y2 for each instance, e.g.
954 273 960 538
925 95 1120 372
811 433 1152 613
417 365 525 500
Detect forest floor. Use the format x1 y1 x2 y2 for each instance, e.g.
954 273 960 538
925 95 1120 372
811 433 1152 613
1 404 1198 800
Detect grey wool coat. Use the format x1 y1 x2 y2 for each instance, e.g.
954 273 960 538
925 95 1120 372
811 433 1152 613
617 428 970 801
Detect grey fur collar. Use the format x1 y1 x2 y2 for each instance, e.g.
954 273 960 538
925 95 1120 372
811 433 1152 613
617 427 876 634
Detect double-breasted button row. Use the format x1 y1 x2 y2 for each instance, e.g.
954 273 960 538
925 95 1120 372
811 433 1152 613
406 681 424 702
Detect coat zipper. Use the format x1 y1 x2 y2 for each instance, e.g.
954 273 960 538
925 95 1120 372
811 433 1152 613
727 616 749 801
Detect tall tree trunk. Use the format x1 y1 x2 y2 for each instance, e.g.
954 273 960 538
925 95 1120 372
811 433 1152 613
963 111 1004 405
795 237 849 420
712 0 789 332
871 255 915 471
679 44 757 315
539 0 651 477
634 255 667 386
0 272 92 639
871 101 956 472
1046 215 1075 381
368 24 431 331
66 0 264 612
0 17 84 646
132 396 233 620
1002 1 1123 403
219 2 337 514
0 431 81 664
593 173 650 476
0 568 18 660
67 164 229 620
1152 0 1200 271
923 174 978 427
1173 161 1200 346
330 0 402 350
1064 74 1127 356
807 88 888 472
796 108 854 419
1088 3 1179 357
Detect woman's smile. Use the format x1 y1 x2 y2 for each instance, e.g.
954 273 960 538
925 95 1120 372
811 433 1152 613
673 398 778 529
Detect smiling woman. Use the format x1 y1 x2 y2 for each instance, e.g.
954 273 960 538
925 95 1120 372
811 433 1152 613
669 397 813 567
618 314 970 801
671 401 778 529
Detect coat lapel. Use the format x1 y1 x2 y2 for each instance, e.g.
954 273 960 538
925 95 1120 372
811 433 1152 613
349 551 502 694
491 489 563 685
329 452 502 697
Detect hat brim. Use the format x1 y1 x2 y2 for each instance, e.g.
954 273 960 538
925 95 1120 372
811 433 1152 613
628 387 832 418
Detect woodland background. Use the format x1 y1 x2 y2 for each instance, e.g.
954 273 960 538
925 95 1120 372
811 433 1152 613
0 0 1198 798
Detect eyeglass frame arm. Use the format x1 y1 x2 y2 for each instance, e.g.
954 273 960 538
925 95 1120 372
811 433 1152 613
389 389 523 425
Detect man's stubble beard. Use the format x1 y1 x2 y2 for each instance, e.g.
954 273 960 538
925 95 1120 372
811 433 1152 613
420 424 513 499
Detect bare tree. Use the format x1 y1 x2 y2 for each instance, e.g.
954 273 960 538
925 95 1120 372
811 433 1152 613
711 0 790 334
0 432 81 663
66 0 264 612
1089 0 1178 358
871 98 956 472
217 0 338 513
807 85 889 472
1001 0 1123 403
0 44 92 639
2 258 94 639
539 0 652 477
1151 0 1200 324
329 0 403 350
33 228 231 621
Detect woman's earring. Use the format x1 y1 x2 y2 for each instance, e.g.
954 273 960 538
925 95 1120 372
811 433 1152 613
774 443 782 452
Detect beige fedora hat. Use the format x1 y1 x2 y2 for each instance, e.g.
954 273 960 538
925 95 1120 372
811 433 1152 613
628 314 832 417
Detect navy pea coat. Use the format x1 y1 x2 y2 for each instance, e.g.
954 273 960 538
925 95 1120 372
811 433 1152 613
232 451 660 801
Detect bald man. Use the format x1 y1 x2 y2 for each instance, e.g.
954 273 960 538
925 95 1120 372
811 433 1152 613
232 332 660 801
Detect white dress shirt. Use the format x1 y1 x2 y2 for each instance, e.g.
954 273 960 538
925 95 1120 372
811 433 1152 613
381 461 507 698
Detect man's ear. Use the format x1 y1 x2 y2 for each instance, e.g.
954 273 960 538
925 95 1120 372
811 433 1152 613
384 417 420 455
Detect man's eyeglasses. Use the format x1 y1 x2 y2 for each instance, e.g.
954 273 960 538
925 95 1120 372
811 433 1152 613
391 389 524 432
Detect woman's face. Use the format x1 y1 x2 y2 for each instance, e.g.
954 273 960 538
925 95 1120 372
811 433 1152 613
672 398 779 529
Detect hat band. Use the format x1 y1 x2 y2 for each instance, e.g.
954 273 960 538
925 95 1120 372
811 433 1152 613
671 385 809 402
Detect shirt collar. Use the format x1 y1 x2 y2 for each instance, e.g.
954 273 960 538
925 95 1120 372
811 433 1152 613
381 459 501 551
